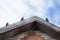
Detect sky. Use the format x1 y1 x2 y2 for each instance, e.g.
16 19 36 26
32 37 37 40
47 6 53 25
0 0 60 28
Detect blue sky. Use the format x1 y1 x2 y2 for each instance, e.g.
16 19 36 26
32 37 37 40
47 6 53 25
0 0 60 27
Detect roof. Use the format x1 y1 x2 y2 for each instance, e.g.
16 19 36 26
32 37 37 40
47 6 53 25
0 16 35 34
0 16 60 40
0 16 60 34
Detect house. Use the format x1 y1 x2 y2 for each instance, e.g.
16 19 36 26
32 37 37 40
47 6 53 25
0 16 60 40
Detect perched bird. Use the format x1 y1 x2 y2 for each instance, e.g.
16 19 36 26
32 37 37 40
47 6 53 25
6 22 9 26
46 18 49 22
21 17 24 21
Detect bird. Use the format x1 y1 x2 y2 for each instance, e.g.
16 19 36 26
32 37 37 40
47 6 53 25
6 22 9 26
21 17 24 21
46 18 49 22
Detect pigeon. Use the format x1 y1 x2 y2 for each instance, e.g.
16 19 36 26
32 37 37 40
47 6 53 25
46 18 49 22
21 17 24 21
6 22 9 26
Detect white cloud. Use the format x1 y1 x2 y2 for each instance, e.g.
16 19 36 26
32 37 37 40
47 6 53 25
25 0 49 18
48 0 55 7
0 0 30 27
0 0 60 27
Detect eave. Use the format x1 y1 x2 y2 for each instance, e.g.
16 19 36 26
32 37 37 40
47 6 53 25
0 16 60 40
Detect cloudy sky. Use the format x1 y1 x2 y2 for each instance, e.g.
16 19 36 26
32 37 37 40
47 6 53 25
0 0 60 28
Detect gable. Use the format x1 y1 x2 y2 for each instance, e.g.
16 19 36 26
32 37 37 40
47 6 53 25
5 30 56 40
0 16 60 40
